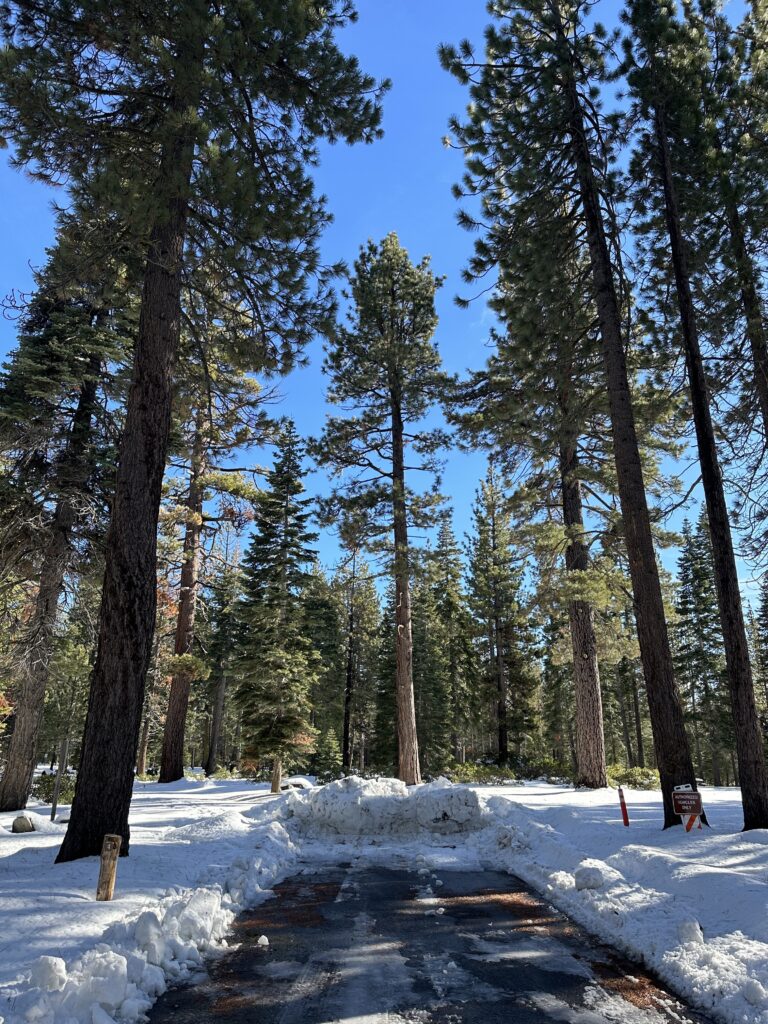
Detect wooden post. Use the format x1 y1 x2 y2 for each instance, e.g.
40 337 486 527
96 834 122 901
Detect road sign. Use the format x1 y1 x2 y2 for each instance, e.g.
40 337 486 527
672 791 702 816
672 788 703 831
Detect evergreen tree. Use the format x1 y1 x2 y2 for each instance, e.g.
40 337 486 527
234 422 318 792
411 558 452 775
202 543 243 778
624 0 768 829
0 0 386 859
466 465 536 764
0 233 131 811
673 514 734 785
430 520 479 764
441 0 698 825
158 331 270 783
313 233 449 785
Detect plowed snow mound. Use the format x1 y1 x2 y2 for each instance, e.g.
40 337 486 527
284 776 485 835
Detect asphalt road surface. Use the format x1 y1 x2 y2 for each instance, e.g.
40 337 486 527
148 861 710 1024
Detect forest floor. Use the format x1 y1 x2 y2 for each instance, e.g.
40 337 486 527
0 777 766 1024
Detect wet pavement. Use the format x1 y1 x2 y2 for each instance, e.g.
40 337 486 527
148 863 711 1024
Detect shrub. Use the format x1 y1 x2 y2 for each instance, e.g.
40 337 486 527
443 762 517 785
32 771 76 805
606 763 660 790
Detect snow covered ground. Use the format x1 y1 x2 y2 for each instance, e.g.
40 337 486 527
1 776 767 1024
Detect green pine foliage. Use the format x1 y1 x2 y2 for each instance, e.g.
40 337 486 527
466 465 538 765
673 513 735 784
234 422 319 765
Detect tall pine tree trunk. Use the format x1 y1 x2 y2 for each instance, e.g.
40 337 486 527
391 394 421 785
0 365 100 812
654 105 768 830
342 552 356 770
556 16 697 826
488 499 508 765
559 427 607 788
56 58 203 861
159 412 206 783
630 664 645 768
204 674 227 777
271 756 282 794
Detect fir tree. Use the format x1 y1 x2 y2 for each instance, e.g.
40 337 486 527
234 422 318 792
466 465 536 765
0 233 131 811
313 233 449 785
441 0 698 825
0 0 386 859
673 514 734 785
624 0 768 829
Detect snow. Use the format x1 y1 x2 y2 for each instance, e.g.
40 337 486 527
0 779 297 1024
284 774 485 835
2 775 767 1024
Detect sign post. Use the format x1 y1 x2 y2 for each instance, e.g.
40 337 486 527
672 785 703 832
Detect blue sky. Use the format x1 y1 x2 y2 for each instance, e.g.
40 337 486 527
0 0 760 599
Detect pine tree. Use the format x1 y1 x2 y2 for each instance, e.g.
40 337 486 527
0 0 386 860
430 520 479 764
313 233 449 785
234 422 318 792
673 514 734 785
466 465 536 765
624 0 768 829
158 329 270 783
0 233 131 811
202 550 243 778
411 558 452 775
441 0 698 825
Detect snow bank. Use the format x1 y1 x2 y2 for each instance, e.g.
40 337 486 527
4 776 767 1024
469 785 768 1024
0 783 295 1024
284 776 485 836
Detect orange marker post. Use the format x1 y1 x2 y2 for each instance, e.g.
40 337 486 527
618 786 630 826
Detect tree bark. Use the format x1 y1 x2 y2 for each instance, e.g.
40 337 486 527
271 756 282 794
630 663 645 769
204 674 227 777
56 55 203 861
391 392 421 785
654 104 768 829
159 411 206 783
488 493 508 765
555 10 697 826
0 364 100 812
342 551 356 770
559 429 607 788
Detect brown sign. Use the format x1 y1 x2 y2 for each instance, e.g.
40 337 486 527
672 791 702 816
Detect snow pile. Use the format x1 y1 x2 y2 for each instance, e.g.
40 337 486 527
471 785 768 1024
284 776 485 836
0 783 297 1024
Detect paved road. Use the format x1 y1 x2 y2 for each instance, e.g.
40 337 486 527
148 861 710 1024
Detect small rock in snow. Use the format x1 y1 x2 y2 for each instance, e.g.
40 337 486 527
257 935 269 947
677 919 704 945
29 955 67 992
574 865 604 891
12 815 35 834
